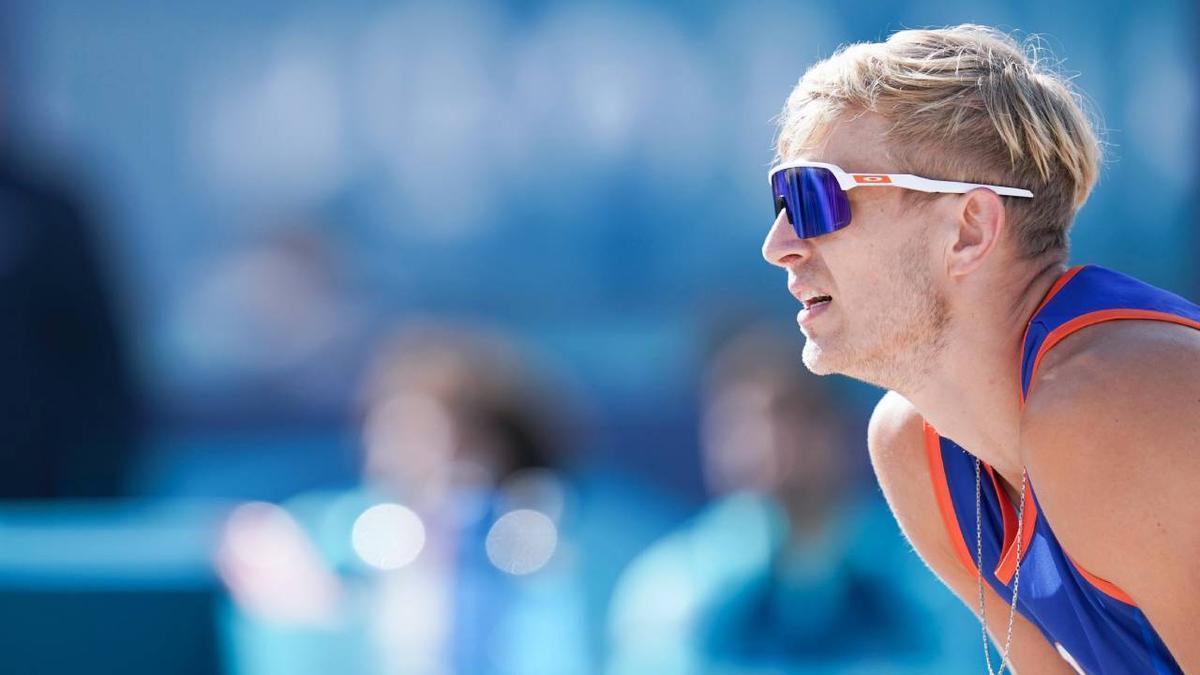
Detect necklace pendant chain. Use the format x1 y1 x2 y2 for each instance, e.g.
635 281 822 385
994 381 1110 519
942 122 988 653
976 457 1027 675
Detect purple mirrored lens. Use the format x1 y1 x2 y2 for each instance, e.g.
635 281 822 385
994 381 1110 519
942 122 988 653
771 167 851 238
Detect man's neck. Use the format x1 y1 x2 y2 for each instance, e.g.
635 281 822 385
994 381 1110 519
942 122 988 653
897 259 1066 489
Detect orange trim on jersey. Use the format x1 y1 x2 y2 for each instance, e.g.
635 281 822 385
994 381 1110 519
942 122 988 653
1065 552 1137 606
923 421 978 577
983 464 1038 585
1015 266 1085 407
1022 309 1200 403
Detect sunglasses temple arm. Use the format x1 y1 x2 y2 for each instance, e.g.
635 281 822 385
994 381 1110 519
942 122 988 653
870 175 1031 198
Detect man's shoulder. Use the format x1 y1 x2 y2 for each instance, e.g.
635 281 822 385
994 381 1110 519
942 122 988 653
1022 316 1200 504
1026 264 1200 401
866 391 967 573
1020 317 1200 593
1023 316 1200 440
866 391 940 523
867 390 927 469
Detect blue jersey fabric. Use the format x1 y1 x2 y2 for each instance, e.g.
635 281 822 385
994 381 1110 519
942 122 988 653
926 265 1198 674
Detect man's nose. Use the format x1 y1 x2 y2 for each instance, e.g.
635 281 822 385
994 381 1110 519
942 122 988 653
762 209 815 268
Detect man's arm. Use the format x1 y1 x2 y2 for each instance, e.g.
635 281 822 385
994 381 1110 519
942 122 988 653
1021 320 1200 670
868 391 1075 675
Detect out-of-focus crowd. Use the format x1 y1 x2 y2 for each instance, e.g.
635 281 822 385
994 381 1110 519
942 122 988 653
0 138 978 669
208 321 978 675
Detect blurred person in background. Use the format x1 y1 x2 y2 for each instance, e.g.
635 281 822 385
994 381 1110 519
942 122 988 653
217 321 592 675
606 324 976 674
0 41 142 498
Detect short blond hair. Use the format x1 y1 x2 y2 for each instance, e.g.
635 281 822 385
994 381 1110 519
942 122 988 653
776 24 1103 258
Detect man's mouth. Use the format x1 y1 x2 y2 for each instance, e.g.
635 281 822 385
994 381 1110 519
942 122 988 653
803 295 833 309
796 286 834 310
796 291 833 328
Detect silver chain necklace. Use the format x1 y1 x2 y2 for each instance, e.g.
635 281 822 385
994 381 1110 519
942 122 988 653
976 457 1027 675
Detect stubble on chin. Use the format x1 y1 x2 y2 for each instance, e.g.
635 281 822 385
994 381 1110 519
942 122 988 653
800 332 882 384
797 287 950 392
799 338 832 375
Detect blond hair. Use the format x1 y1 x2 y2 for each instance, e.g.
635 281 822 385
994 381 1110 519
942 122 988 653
776 25 1103 259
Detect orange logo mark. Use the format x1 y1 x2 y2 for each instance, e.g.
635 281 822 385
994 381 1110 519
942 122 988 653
853 174 892 184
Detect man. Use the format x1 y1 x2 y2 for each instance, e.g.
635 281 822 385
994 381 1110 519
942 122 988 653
761 25 1197 674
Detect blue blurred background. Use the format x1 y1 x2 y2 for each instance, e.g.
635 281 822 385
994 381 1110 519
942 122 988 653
0 0 1194 673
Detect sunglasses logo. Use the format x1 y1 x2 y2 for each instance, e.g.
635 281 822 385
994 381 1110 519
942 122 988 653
853 175 892 184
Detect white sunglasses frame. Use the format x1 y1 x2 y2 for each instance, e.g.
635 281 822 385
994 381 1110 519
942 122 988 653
767 160 1034 199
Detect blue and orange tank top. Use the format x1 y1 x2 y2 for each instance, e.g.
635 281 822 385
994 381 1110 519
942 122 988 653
924 264 1200 674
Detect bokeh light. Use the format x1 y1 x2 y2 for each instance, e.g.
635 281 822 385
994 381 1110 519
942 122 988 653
351 503 426 571
485 509 558 576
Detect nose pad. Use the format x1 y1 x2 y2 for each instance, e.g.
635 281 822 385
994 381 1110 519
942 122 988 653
774 195 788 220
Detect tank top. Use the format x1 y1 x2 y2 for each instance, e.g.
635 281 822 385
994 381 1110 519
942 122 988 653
924 264 1200 674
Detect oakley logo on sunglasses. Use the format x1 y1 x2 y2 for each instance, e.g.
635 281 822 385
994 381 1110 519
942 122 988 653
852 175 892 184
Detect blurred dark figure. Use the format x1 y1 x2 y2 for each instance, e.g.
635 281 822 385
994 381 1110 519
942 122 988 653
0 149 141 498
217 320 590 675
0 2 141 496
607 325 976 674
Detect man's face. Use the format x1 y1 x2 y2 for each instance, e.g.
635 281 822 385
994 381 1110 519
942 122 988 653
762 112 951 391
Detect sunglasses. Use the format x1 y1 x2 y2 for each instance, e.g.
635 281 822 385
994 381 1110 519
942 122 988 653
768 161 1035 239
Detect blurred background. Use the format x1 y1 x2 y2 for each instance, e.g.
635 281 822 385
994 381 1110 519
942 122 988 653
0 0 1194 673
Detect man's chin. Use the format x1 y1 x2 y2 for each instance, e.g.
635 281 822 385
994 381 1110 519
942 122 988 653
800 340 839 376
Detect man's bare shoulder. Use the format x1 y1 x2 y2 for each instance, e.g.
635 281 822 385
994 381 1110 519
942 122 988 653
1021 318 1200 494
1021 320 1200 536
1020 318 1200 667
1025 318 1200 412
867 390 926 469
867 391 963 573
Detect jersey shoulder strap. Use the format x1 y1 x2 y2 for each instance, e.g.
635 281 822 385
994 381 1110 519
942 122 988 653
1019 265 1200 402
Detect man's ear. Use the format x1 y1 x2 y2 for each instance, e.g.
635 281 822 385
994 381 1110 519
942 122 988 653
946 187 1005 278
